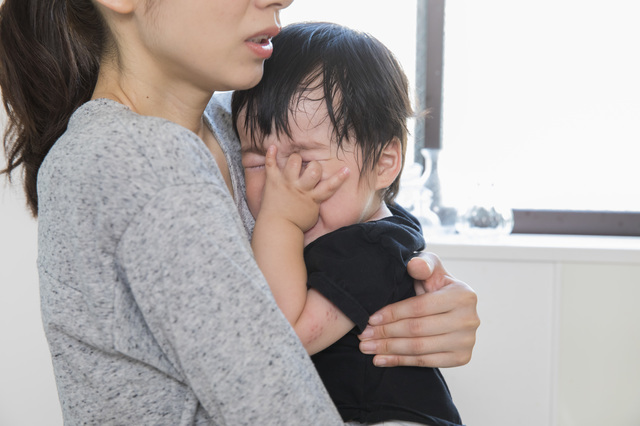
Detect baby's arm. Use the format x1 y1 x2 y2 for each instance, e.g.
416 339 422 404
251 145 353 354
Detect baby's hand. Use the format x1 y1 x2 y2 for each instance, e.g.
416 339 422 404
259 145 349 231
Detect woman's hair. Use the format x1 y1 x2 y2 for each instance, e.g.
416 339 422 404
232 22 413 204
0 0 108 216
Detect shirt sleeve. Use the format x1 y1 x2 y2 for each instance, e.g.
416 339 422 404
117 183 343 425
304 224 417 332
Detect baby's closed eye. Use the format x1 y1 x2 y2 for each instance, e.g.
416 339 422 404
242 152 266 170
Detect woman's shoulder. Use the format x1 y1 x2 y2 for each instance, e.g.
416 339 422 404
38 99 228 230
63 99 204 157
47 99 219 187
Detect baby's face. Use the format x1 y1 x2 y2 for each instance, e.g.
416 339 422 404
238 93 380 246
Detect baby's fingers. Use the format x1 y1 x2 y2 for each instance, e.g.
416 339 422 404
264 145 281 179
298 161 322 189
314 167 350 202
283 153 304 182
265 146 305 184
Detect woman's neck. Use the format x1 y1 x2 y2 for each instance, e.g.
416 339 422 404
92 62 212 136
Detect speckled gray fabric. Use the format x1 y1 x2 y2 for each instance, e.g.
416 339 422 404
36 93 343 425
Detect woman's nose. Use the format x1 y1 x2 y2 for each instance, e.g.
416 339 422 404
256 0 294 12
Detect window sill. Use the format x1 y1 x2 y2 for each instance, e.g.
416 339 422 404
425 232 640 264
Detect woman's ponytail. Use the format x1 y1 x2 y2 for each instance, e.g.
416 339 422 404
0 0 107 216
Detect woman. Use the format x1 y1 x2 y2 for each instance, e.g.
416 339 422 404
0 0 479 424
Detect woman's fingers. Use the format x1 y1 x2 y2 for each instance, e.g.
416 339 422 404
359 281 480 368
362 311 457 341
367 338 474 368
360 329 476 368
408 252 451 293
407 254 436 281
364 282 465 331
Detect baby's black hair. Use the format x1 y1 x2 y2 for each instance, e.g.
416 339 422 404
231 22 412 203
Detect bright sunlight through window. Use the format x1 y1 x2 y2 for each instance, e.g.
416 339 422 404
282 0 640 213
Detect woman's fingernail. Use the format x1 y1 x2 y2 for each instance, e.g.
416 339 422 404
360 327 373 339
369 314 383 325
360 341 377 353
374 357 388 367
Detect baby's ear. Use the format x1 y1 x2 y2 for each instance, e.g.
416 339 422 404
374 137 403 191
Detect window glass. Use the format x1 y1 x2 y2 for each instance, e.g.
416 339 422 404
440 0 640 212
281 1 417 89
281 0 419 155
283 1 640 214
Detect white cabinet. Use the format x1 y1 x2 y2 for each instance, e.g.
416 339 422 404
442 259 557 426
557 263 640 426
431 234 640 426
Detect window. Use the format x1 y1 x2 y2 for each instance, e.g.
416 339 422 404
282 1 640 236
437 0 640 235
281 0 419 148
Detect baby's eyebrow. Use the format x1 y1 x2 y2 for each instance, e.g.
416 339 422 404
288 140 325 151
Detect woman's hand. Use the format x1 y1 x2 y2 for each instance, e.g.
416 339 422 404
358 252 480 368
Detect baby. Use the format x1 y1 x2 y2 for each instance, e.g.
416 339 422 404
232 22 462 426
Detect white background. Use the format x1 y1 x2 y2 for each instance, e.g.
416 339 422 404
2 1 639 424
287 0 640 213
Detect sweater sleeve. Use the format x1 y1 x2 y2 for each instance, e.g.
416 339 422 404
116 182 343 425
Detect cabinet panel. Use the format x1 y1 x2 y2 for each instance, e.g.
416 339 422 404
440 259 556 426
557 263 640 426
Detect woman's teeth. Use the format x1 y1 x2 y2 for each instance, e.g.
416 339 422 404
249 36 268 44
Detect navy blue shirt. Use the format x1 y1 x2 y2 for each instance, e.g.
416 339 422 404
306 205 462 425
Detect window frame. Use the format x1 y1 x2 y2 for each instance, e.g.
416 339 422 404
415 0 640 237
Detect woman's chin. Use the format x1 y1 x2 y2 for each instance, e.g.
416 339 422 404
234 66 265 90
211 65 264 92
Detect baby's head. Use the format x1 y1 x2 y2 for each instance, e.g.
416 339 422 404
232 22 412 243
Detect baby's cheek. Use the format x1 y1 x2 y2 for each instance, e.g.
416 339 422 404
245 176 265 218
248 195 261 219
317 199 339 229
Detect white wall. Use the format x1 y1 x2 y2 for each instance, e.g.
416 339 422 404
0 182 63 425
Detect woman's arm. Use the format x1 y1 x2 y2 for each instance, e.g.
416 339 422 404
359 253 480 367
252 145 353 353
117 183 344 424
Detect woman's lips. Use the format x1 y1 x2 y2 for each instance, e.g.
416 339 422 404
245 27 279 59
245 38 273 59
